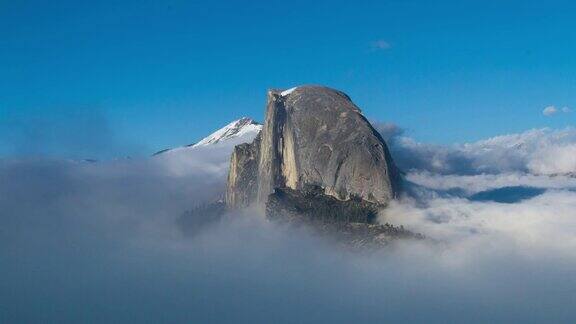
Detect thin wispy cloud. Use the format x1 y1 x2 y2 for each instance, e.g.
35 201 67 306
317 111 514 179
543 105 558 116
370 39 391 51
543 105 572 116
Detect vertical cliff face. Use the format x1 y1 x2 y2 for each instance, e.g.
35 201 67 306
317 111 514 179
225 136 260 207
226 86 400 209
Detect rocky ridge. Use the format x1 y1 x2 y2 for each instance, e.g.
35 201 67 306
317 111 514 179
225 86 415 246
226 85 400 209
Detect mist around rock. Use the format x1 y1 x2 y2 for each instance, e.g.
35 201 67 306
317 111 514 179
2 121 576 323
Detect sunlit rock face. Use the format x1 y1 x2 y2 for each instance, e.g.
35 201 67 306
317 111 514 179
226 85 400 209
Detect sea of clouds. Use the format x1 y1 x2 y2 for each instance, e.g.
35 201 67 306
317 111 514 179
1 124 576 323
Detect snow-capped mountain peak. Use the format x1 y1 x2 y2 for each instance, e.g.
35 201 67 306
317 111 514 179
153 117 262 156
193 117 261 147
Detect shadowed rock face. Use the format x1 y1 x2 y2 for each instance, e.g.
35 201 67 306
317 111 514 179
266 186 422 249
226 85 400 209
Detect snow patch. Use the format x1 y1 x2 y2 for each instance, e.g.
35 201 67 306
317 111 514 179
281 87 298 97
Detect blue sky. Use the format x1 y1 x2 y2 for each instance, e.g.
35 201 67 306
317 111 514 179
1 0 575 158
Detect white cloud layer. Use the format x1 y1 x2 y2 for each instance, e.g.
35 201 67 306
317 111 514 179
406 171 576 195
382 189 576 273
2 123 576 322
377 125 576 176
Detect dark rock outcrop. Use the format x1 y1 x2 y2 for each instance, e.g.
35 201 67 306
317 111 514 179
266 185 379 225
266 186 422 248
226 86 400 209
177 201 226 236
